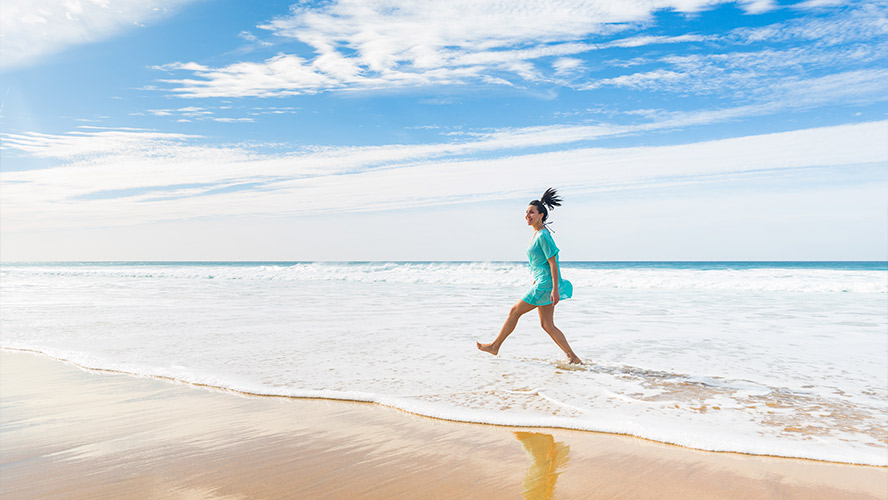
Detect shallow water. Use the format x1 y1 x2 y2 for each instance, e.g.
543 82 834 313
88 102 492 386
1 261 885 465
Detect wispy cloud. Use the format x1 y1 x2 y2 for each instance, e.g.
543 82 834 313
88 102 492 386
238 30 272 46
152 0 776 98
0 128 197 159
2 120 885 232
590 69 888 128
132 105 288 123
739 0 777 15
794 0 845 8
6 65 886 170
147 0 887 115
212 117 254 123
248 106 299 116
731 2 888 45
0 0 198 71
580 2 888 98
583 46 888 97
553 57 584 75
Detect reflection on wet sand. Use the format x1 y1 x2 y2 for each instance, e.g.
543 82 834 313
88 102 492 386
4 352 885 500
515 431 571 500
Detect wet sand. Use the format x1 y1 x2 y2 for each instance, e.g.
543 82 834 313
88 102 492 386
1 350 885 500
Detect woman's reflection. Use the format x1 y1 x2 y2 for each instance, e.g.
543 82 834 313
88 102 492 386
514 431 571 500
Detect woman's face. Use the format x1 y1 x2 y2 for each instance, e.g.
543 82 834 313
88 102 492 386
526 205 543 226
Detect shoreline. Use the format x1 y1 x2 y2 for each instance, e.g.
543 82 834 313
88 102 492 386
3 346 886 468
2 350 886 500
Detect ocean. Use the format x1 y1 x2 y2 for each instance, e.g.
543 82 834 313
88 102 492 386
1 261 885 465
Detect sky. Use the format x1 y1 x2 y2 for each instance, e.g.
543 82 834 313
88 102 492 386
0 0 886 261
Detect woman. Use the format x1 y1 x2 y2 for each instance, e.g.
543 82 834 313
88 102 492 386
477 188 582 364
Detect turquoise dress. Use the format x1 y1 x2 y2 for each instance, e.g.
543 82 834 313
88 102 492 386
521 228 573 306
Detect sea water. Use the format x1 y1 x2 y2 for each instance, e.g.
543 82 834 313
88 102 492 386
1 261 885 465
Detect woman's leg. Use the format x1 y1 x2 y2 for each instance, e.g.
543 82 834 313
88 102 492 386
477 300 537 356
537 305 582 364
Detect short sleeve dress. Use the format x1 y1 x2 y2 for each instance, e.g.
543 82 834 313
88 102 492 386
521 228 573 306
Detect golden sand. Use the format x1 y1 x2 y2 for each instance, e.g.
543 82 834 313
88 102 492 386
1 351 885 500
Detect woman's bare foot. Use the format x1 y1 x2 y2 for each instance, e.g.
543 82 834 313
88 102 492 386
567 354 583 364
476 342 499 356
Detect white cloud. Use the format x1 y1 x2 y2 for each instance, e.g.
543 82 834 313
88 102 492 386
603 34 709 48
141 105 267 122
730 3 888 45
212 117 254 123
6 59 885 171
237 29 272 47
151 1 887 101
794 0 848 9
1 120 885 233
553 57 584 74
0 128 197 159
155 0 755 97
0 0 198 70
739 0 777 14
258 122 884 218
157 53 340 97
582 45 888 98
4 66 885 178
583 69 685 91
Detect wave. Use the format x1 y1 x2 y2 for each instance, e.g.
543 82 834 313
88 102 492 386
2 262 885 294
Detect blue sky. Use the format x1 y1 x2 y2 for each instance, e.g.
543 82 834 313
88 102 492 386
1 0 886 261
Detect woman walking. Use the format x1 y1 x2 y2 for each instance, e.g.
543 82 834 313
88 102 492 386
477 188 582 364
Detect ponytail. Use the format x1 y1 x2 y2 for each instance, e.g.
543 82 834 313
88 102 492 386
539 187 562 212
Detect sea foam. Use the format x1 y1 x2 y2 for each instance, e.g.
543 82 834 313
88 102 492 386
2 262 885 465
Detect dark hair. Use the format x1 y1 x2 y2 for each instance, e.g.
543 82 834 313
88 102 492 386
529 187 562 224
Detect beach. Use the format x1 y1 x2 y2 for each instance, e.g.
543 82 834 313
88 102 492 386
1 350 885 500
4 0 887 495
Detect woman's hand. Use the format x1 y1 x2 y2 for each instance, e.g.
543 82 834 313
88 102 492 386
547 255 560 306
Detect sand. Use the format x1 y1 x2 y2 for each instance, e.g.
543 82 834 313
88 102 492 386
0 350 885 500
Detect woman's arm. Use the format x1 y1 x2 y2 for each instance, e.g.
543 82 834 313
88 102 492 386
548 256 560 305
